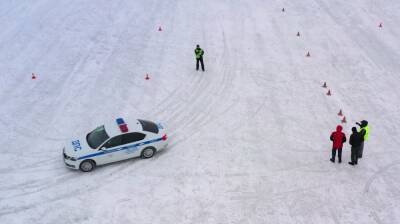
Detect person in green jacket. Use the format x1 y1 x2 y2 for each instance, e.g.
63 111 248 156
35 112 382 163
194 44 205 71
356 120 369 158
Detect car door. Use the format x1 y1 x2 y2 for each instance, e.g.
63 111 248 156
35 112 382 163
120 132 146 159
96 135 125 164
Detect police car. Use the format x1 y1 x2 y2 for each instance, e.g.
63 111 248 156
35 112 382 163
63 118 168 172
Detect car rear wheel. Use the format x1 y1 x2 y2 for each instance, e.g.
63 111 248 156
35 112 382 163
80 160 95 172
141 147 156 159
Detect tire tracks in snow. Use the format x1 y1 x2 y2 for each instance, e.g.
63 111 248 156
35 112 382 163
363 160 400 193
152 24 238 150
0 3 203 218
0 2 170 216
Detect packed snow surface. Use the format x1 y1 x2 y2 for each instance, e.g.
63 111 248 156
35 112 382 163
1 0 400 223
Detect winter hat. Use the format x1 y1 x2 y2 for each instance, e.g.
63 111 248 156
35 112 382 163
361 120 368 127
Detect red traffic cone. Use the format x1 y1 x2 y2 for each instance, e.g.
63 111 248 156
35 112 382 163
341 116 347 123
145 74 150 80
32 73 36 80
282 8 285 12
306 51 311 57
326 89 331 96
379 22 383 28
338 109 343 116
158 26 162 31
296 32 300 37
322 82 327 88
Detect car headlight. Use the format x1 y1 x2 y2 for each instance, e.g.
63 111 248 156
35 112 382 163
63 152 77 161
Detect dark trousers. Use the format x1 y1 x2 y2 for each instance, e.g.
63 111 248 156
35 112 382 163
358 141 364 158
351 146 360 164
331 148 342 162
196 58 205 71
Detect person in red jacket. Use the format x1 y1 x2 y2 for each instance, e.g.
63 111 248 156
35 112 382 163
330 125 347 163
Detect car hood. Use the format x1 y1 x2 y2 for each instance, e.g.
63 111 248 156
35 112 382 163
64 137 94 158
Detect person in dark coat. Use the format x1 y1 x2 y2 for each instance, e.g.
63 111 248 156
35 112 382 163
349 127 362 166
194 44 205 71
330 125 346 163
356 120 369 158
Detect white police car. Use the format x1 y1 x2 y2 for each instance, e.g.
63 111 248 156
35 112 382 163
63 118 168 172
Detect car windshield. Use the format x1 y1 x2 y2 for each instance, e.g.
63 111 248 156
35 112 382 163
86 126 110 149
138 119 159 134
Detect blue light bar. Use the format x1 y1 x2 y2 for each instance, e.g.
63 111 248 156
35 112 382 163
116 118 125 125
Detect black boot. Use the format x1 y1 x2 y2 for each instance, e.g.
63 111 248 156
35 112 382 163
330 158 335 163
348 162 354 166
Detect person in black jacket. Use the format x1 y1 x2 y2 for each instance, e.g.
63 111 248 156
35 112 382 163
349 127 363 166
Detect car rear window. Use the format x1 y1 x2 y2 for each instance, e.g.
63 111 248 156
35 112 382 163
138 119 159 134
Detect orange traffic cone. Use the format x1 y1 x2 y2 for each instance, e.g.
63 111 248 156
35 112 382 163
322 82 327 88
326 89 331 96
158 26 162 31
306 51 311 57
32 73 36 80
145 74 150 80
338 109 343 116
296 32 300 37
341 116 347 123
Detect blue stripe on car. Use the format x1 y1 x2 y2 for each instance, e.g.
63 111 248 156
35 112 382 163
78 137 163 160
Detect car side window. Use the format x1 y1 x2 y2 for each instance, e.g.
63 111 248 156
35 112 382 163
102 135 123 149
121 132 146 145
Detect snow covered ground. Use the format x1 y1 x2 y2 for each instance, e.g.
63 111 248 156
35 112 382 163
1 0 400 223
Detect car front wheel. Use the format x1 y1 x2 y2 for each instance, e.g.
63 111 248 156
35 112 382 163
141 147 156 159
80 160 95 172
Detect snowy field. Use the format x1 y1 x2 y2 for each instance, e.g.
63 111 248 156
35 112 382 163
1 0 400 223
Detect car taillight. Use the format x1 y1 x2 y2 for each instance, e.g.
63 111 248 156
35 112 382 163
162 134 167 141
